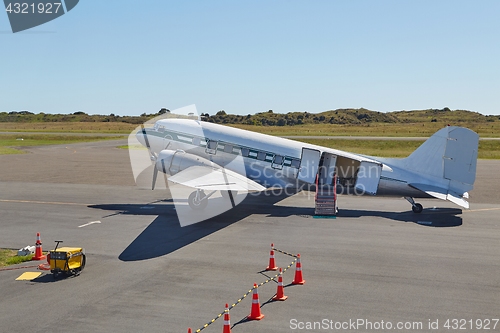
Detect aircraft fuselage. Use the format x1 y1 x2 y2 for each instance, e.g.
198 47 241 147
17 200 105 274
138 119 428 198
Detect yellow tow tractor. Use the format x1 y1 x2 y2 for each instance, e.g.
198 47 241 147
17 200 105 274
48 241 86 279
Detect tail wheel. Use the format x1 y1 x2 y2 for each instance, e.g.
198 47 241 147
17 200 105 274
412 203 423 213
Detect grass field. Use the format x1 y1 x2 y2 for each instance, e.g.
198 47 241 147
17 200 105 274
1 121 500 137
230 122 500 138
0 134 126 155
0 249 35 267
1 122 499 158
0 122 136 133
298 139 500 159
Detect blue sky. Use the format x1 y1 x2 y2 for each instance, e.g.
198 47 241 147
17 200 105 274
1 1 500 116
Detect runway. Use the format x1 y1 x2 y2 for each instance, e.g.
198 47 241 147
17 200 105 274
0 140 499 333
282 135 500 141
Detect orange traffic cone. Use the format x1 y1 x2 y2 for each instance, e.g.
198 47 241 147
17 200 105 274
32 232 46 261
223 303 232 333
188 329 192 333
272 268 288 301
292 253 305 285
266 243 278 271
247 283 265 320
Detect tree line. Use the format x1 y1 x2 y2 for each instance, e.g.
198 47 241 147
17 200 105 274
2 108 498 125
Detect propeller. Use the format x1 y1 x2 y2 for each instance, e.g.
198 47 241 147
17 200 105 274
140 125 158 190
152 167 159 190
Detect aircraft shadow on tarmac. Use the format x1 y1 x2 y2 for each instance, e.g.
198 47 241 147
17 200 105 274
89 191 295 262
336 207 463 228
89 192 462 262
264 206 463 227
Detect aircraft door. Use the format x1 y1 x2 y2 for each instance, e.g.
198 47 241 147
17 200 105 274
297 148 321 184
318 153 337 186
354 161 382 195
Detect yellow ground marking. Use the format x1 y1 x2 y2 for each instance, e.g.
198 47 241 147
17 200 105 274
16 272 42 281
0 199 90 206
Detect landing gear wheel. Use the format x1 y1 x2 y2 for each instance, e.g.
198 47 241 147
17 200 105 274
412 203 423 213
188 191 208 210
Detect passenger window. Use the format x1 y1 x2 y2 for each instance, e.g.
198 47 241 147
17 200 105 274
208 140 217 149
272 155 284 169
241 148 249 157
224 144 233 153
205 140 218 155
257 152 266 161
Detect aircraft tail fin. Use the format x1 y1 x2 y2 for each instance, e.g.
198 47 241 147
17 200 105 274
402 126 479 194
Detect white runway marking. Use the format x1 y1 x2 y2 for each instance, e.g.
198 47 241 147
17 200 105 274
78 220 101 228
464 207 500 213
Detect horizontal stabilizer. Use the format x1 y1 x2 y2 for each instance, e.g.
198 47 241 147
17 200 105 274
409 183 447 200
167 166 266 192
410 183 469 209
446 192 470 209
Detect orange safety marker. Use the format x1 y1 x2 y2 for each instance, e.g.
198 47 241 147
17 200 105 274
223 303 232 333
247 283 265 320
32 232 46 261
292 253 305 285
187 329 191 333
266 243 278 271
272 268 288 301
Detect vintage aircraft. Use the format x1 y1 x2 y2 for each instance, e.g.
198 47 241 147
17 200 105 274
135 117 478 218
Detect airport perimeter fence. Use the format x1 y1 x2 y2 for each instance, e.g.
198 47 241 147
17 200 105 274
193 246 298 333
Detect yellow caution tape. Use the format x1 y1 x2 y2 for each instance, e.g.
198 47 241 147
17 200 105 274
194 256 297 332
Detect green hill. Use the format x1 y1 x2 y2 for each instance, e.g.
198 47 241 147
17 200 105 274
203 108 498 126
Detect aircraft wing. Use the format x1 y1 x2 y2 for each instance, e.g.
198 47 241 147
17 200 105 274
409 183 470 209
167 165 266 192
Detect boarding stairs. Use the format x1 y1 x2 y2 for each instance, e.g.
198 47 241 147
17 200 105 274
314 174 337 216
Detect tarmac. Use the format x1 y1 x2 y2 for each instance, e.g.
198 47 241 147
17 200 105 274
0 140 499 333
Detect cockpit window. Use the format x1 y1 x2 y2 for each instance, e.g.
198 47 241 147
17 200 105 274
153 123 165 132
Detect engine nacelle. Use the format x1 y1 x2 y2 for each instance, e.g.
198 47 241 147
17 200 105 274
155 149 214 176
